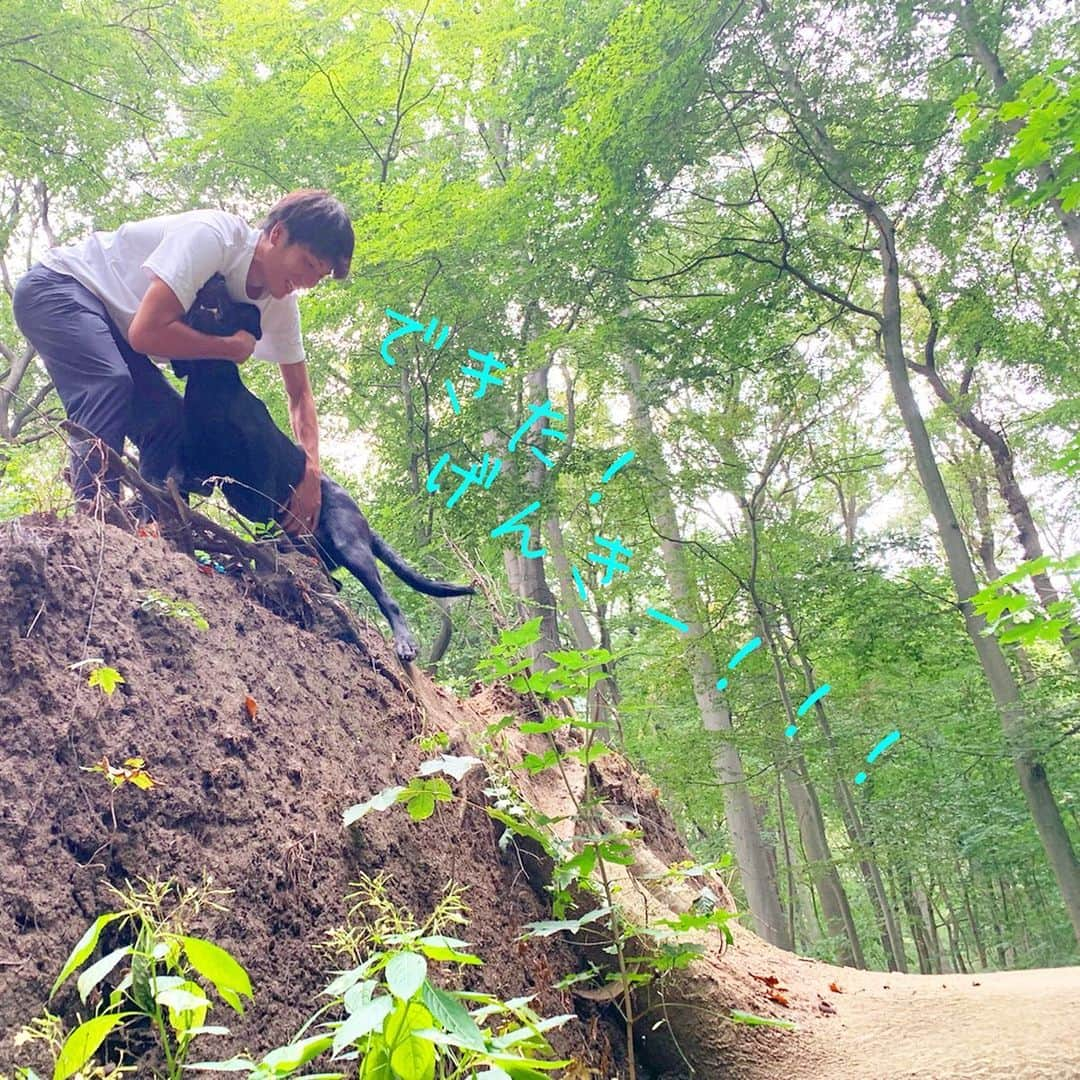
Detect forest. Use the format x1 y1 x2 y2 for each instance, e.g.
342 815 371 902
0 0 1078 1077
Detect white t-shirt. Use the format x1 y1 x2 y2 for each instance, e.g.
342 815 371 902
40 209 305 365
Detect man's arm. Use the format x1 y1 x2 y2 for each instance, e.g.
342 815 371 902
128 277 254 362
279 360 322 534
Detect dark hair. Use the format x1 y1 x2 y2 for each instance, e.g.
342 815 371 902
261 189 354 279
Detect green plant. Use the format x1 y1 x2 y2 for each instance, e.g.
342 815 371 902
27 877 251 1080
6 1011 134 1079
87 666 125 697
971 553 1080 649
81 756 163 830
347 619 737 1080
189 874 574 1079
138 591 209 631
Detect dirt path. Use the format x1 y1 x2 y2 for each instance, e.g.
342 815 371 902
785 963 1080 1079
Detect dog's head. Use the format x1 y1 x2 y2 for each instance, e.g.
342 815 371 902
173 274 263 379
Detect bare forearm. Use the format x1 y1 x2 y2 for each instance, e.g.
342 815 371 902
290 399 320 469
128 319 247 362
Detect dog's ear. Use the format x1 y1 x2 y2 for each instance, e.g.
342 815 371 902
237 303 262 340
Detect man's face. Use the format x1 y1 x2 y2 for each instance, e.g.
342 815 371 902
266 223 333 298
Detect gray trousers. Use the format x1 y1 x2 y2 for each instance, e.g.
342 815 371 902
12 264 183 501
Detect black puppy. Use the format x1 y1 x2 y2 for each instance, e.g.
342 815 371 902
171 274 474 662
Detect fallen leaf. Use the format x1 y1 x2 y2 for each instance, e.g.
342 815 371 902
766 989 790 1007
829 981 843 993
751 972 780 987
245 695 258 719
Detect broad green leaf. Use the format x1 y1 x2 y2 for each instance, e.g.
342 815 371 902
571 743 610 765
359 1041 392 1080
492 1014 576 1049
159 981 211 1032
342 978 378 1014
485 808 552 850
53 1014 122 1080
385 952 427 1000
595 837 636 864
420 982 486 1050
88 666 125 695
406 792 435 821
260 1033 333 1071
518 716 570 734
343 786 406 827
383 1002 435 1079
180 936 253 1013
76 945 131 1003
520 749 561 774
521 907 610 938
728 1010 796 1030
999 617 1070 644
332 995 393 1057
389 1033 435 1080
322 963 373 999
500 618 544 650
51 913 125 999
417 937 482 965
183 1056 257 1071
403 779 452 821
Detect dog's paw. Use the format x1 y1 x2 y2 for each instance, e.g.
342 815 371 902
394 632 420 663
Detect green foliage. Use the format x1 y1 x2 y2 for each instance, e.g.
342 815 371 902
86 667 124 697
971 554 1080 649
956 60 1080 210
191 874 573 1079
12 879 251 1080
138 592 209 631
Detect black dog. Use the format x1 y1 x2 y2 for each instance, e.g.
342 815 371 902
171 274 474 662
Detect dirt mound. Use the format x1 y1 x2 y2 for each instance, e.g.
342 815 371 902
7 513 1075 1080
0 513 623 1075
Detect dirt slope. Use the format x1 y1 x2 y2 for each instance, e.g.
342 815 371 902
1 513 1078 1079
0 514 623 1075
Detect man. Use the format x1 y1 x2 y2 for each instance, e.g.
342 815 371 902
11 189 354 534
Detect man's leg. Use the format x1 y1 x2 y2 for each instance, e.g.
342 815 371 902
12 266 134 501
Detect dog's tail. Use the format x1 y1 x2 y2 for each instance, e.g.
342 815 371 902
372 533 475 598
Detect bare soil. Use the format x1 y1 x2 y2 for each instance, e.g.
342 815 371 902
718 929 1080 1079
1 512 1077 1079
792 963 1080 1079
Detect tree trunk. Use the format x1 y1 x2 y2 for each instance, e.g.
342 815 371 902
878 234 1080 943
915 880 945 973
623 354 792 949
780 611 907 971
749 570 865 967
774 35 1080 944
489 358 561 669
960 862 988 969
908 327 1080 674
900 872 932 974
963 463 1038 685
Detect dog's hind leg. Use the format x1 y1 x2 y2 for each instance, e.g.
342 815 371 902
313 483 419 661
333 534 420 662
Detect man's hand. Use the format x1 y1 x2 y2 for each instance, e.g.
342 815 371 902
224 330 257 364
283 456 322 535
